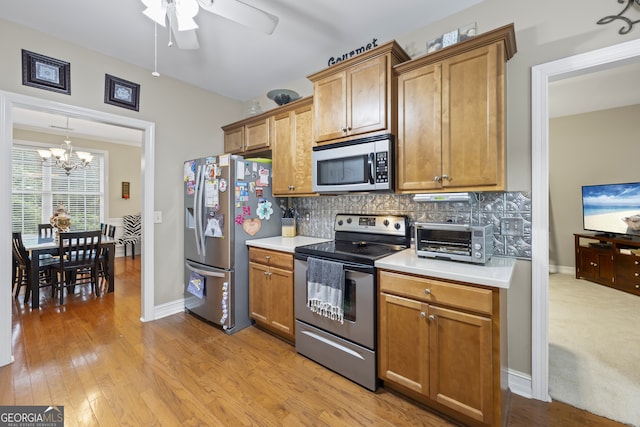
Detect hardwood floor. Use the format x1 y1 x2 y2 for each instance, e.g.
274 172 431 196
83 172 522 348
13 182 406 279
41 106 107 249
3 257 627 426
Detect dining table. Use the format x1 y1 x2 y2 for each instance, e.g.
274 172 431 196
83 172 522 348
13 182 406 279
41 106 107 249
22 233 117 308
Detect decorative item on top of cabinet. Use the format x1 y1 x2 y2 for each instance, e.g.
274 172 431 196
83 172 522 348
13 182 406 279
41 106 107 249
248 247 295 342
271 97 316 196
222 114 270 154
394 23 516 194
308 40 410 145
378 269 508 427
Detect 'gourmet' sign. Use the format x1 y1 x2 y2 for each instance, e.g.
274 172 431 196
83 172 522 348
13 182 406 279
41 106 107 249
327 38 379 66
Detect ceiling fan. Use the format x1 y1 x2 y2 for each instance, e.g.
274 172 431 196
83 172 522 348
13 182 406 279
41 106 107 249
141 0 279 50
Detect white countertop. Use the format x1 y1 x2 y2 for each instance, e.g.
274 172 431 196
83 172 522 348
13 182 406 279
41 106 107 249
246 236 331 253
375 249 515 289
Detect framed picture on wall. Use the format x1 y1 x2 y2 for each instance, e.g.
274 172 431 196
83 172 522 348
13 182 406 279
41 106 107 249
104 74 140 111
21 49 71 95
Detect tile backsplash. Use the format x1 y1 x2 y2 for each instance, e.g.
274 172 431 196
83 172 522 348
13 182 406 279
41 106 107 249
284 191 532 259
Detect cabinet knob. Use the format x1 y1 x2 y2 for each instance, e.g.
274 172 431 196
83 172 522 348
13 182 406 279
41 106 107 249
635 260 639 265
424 288 431 295
420 312 426 318
635 273 639 277
341 127 348 133
428 315 435 321
434 176 441 182
636 284 639 289
442 174 450 181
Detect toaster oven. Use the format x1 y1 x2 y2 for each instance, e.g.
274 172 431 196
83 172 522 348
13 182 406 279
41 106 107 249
415 223 494 264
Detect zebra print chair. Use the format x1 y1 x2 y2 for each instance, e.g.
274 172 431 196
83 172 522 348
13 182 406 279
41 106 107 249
117 214 141 259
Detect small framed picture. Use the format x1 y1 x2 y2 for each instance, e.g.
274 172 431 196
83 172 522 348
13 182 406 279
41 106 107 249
21 49 71 95
104 74 140 111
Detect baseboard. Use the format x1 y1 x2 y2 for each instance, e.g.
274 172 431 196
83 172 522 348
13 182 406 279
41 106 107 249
508 369 533 399
549 264 574 275
153 298 185 320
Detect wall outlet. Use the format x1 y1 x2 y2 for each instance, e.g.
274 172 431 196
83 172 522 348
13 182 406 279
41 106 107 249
153 211 162 223
500 217 523 236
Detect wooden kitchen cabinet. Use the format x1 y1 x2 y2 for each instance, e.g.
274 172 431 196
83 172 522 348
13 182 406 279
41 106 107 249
248 247 295 342
223 116 270 154
395 24 516 193
378 269 506 427
271 97 315 196
308 40 410 144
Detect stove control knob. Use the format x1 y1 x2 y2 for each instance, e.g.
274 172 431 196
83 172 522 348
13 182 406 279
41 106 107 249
383 219 390 227
475 252 482 259
474 243 482 250
346 217 352 224
338 220 343 226
394 223 401 230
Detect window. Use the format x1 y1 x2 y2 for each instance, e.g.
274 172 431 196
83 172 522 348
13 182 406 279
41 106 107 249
12 142 105 234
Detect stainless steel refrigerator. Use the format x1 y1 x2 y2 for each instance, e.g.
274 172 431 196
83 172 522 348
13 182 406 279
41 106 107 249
183 154 280 334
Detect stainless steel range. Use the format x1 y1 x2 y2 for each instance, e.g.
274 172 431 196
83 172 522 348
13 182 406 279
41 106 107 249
294 213 410 391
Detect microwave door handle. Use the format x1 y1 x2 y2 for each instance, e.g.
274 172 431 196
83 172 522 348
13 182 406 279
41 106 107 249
368 153 375 184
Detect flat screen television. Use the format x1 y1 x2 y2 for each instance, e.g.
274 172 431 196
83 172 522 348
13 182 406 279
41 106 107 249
582 182 640 237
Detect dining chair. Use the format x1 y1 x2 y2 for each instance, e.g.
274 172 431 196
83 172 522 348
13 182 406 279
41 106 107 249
117 214 141 259
100 223 107 235
51 230 102 305
38 223 54 239
99 225 117 283
11 232 57 301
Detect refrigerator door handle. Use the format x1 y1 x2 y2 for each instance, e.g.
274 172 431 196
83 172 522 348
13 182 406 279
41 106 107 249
198 164 211 257
185 262 226 278
193 164 203 257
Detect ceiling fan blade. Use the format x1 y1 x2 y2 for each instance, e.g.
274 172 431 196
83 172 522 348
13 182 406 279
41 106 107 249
199 0 279 35
172 27 200 49
142 0 168 27
166 6 200 49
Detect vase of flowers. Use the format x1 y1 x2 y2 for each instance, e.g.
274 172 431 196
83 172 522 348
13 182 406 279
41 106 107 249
50 204 71 241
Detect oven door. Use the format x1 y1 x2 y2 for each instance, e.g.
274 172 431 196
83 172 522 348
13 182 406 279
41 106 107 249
294 257 375 349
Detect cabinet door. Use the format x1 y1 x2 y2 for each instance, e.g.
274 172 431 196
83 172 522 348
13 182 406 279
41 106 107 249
347 55 387 137
292 102 314 194
396 62 442 191
245 118 270 151
314 71 347 142
272 101 314 196
271 111 294 195
224 126 244 154
248 261 269 323
429 305 493 424
268 266 294 339
378 292 429 395
441 43 503 189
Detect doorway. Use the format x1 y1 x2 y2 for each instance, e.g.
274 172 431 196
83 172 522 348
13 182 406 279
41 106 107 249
531 38 640 401
0 91 156 367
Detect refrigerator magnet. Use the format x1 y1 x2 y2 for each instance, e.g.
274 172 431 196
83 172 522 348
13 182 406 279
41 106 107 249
256 188 263 198
258 167 269 186
242 218 262 236
219 178 227 192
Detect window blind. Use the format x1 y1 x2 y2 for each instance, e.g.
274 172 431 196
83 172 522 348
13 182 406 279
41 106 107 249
12 143 105 234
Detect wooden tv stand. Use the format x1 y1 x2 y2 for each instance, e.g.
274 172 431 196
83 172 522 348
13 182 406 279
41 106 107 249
574 233 640 296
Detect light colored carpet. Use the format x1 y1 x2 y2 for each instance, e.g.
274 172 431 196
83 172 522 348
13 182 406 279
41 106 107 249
549 273 640 427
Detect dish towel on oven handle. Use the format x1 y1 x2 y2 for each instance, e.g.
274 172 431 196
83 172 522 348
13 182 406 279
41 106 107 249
307 257 345 324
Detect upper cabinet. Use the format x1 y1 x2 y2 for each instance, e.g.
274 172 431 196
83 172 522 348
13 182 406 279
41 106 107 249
271 97 315 196
395 24 517 193
223 115 270 154
308 41 410 144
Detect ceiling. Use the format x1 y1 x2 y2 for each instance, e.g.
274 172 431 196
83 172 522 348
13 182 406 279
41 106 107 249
4 0 639 143
0 0 484 102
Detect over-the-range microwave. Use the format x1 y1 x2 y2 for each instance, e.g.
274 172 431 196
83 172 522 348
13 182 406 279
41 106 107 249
312 134 393 194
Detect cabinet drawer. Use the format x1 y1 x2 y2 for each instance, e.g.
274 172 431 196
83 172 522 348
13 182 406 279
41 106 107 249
378 269 492 315
249 247 293 270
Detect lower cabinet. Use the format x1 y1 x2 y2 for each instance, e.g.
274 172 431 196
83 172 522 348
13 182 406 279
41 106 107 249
378 269 506 427
248 247 295 342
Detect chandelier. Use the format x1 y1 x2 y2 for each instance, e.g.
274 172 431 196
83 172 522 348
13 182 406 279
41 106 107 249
37 117 93 176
